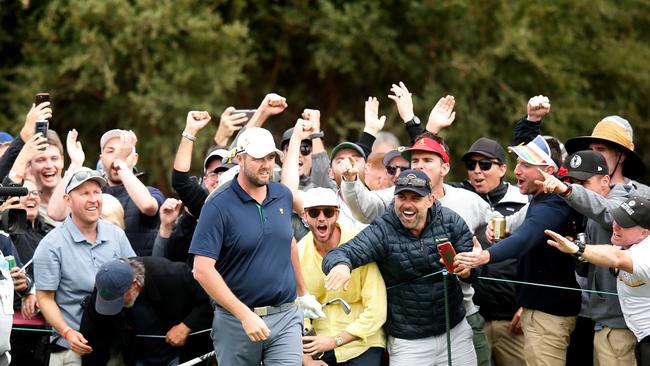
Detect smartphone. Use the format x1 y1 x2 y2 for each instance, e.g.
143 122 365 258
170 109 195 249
437 242 457 272
35 93 50 106
35 120 49 145
232 109 256 124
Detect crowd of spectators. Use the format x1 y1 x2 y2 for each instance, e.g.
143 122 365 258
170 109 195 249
1 85 649 366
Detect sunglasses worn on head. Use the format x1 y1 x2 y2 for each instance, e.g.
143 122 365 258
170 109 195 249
307 207 337 218
465 159 498 171
395 176 428 189
386 165 409 176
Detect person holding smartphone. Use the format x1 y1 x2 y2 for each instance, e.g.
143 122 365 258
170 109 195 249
323 169 478 366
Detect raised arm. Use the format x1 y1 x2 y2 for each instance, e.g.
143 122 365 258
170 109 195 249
280 119 314 212
47 129 86 221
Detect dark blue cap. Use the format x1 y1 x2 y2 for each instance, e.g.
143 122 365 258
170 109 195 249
394 169 432 197
95 259 134 315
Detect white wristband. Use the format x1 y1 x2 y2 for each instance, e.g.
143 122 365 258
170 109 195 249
182 131 196 142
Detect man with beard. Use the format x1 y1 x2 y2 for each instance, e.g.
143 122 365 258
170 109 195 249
190 127 324 366
79 257 213 366
297 187 386 366
33 167 135 366
97 129 164 256
323 169 478 366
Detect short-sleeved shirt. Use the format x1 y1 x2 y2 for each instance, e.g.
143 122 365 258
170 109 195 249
33 217 135 348
617 236 650 341
189 175 296 308
103 185 165 256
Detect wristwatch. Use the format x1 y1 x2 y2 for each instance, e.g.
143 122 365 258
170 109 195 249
405 116 421 127
334 336 344 347
573 241 586 260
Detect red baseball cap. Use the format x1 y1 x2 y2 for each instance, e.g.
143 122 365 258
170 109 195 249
401 137 449 163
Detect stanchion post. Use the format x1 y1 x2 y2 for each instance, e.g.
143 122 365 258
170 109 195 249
442 268 452 366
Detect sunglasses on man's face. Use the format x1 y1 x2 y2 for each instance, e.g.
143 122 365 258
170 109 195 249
386 165 409 176
283 143 312 156
306 207 338 218
464 159 498 171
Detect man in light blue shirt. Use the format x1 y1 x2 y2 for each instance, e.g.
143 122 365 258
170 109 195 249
33 167 135 366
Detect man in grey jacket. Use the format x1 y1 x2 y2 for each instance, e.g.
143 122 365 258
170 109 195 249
536 150 637 364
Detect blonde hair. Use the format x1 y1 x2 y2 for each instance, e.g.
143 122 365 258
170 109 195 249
101 193 125 229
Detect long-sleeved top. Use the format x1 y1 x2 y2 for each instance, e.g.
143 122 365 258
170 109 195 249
564 183 632 328
487 193 582 316
298 224 386 362
322 201 477 339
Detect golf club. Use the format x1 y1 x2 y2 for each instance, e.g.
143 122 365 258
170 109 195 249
321 297 351 314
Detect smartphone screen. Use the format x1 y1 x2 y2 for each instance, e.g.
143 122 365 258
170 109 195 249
232 109 256 124
437 242 457 272
35 120 49 140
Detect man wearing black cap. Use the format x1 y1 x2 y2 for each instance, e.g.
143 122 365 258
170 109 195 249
535 150 637 365
323 169 478 366
546 196 650 365
79 257 213 366
458 137 528 215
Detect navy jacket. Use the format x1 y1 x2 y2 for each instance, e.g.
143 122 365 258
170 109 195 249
323 200 477 339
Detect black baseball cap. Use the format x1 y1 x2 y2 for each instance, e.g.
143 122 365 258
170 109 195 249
280 128 313 150
394 169 432 197
611 196 650 229
564 150 608 181
461 137 506 163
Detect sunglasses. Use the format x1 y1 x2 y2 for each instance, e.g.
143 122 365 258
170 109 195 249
464 159 499 171
386 165 409 176
306 207 338 218
395 176 429 189
66 170 103 190
283 143 312 156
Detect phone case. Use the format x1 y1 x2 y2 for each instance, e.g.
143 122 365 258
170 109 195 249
437 242 457 272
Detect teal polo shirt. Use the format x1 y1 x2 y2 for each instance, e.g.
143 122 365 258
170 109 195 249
189 175 296 308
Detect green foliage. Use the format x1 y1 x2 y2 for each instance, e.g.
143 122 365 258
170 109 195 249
1 0 649 192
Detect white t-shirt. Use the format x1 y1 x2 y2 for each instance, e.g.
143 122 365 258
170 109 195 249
617 235 650 341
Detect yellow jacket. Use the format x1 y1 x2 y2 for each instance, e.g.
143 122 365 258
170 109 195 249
298 224 387 362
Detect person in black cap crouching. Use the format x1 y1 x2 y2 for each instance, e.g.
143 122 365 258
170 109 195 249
79 257 213 366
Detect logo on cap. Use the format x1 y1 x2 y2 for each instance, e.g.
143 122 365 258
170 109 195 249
407 173 417 179
570 155 582 168
629 200 636 207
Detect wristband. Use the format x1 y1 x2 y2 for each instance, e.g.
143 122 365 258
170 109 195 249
62 326 72 339
308 131 324 140
182 131 196 142
559 183 572 197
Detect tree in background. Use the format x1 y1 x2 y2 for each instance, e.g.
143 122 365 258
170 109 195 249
2 0 649 192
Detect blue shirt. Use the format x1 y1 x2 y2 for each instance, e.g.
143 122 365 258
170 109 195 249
189 176 296 308
33 217 135 348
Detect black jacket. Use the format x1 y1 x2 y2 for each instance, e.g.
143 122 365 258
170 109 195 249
80 256 213 366
322 200 477 339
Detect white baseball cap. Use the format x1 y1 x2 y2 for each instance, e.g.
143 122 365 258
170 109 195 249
236 127 283 159
302 187 339 209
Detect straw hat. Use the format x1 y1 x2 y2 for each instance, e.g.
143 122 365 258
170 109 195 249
565 116 646 179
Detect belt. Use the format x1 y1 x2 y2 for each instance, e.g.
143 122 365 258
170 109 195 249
252 302 295 317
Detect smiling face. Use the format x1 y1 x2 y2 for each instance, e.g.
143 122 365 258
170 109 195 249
237 152 276 187
20 180 41 221
610 221 649 249
28 145 63 191
465 153 506 194
394 190 434 236
64 180 103 228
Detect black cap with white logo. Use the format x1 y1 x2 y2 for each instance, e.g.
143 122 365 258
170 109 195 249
611 196 650 229
563 150 608 181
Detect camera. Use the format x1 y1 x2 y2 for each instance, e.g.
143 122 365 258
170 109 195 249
0 184 28 234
